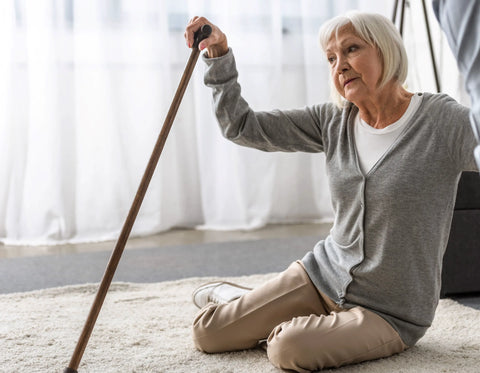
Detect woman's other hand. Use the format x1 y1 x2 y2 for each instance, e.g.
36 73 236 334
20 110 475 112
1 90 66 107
185 16 229 58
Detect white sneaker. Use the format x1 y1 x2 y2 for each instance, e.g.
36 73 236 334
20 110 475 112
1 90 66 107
192 281 252 309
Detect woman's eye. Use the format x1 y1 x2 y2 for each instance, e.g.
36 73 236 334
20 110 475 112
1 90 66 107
327 56 336 64
347 45 358 53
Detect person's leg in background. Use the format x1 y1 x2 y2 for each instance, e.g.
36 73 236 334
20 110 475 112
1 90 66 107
432 0 480 169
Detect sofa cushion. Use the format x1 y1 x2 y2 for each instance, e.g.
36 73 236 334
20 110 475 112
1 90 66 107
454 171 480 210
441 209 480 296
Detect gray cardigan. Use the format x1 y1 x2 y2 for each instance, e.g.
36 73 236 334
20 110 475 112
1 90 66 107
202 49 479 347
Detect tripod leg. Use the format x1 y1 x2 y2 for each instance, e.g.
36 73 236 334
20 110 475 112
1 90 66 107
392 0 399 24
63 25 212 373
422 0 441 92
399 0 406 36
391 0 407 36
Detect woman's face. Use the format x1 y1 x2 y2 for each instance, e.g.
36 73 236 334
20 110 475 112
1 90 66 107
325 24 383 104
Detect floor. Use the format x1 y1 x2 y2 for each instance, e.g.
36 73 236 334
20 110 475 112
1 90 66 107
1 222 479 311
0 222 328 259
0 223 329 294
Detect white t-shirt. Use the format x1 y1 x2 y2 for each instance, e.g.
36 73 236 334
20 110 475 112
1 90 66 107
354 93 422 174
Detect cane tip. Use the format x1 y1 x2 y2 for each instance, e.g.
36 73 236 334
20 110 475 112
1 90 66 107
63 368 78 373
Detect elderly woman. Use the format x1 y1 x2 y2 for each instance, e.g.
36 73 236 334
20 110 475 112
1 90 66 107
184 12 478 372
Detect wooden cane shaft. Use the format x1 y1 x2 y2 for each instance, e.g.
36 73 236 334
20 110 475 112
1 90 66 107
65 47 201 372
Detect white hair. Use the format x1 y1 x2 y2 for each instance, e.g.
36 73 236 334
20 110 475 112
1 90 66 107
319 11 408 107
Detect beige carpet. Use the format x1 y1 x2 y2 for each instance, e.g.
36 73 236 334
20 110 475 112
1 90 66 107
1 273 479 373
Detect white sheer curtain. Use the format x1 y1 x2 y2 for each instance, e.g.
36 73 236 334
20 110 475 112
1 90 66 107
0 0 465 245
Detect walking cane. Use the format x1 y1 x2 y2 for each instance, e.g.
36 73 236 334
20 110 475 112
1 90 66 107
63 24 212 373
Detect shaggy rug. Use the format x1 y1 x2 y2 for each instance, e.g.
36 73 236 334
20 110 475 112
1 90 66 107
1 273 479 373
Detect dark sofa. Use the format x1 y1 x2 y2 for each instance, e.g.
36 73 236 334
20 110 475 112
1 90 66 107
441 171 480 297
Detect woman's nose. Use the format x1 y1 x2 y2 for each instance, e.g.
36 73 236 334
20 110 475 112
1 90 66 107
335 57 349 74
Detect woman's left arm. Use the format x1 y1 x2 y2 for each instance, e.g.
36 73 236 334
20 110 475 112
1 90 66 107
440 95 479 172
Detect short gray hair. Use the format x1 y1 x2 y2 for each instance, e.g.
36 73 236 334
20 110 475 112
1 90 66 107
319 11 408 107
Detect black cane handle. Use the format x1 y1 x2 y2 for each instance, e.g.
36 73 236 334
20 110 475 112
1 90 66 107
192 24 212 49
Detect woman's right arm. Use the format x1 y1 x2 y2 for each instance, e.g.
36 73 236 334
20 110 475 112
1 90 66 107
185 18 327 153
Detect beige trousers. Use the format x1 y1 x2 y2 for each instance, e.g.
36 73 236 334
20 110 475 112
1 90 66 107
192 261 407 372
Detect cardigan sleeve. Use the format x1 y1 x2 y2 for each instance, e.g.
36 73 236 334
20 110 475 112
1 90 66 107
436 94 479 172
202 48 328 153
